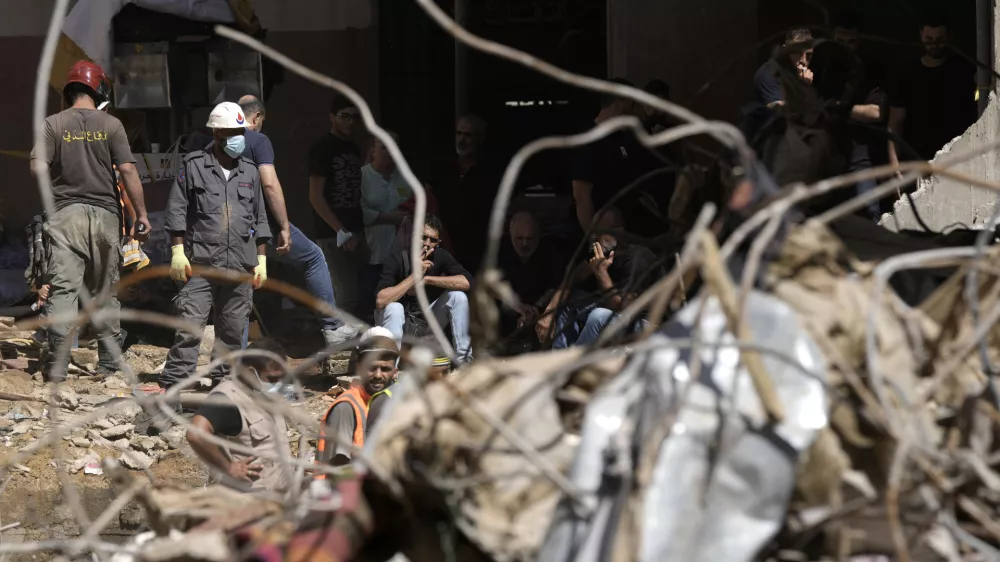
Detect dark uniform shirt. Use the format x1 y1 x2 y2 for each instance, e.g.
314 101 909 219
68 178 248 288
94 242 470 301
164 148 271 272
31 108 136 216
376 248 472 309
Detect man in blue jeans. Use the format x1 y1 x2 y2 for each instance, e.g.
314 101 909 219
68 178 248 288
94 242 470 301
237 96 359 361
375 215 473 363
535 208 657 348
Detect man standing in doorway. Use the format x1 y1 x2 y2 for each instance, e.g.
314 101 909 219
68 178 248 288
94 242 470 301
440 114 499 273
238 95 359 349
571 79 669 239
888 10 977 165
310 94 369 319
31 61 151 381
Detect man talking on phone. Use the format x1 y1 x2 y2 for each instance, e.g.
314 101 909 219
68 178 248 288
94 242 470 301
535 207 660 348
374 214 473 363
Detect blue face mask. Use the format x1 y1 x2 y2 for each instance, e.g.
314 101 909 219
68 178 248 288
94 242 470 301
221 134 245 158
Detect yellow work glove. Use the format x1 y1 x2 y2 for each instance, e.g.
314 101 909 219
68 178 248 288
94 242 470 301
252 255 267 289
170 244 192 282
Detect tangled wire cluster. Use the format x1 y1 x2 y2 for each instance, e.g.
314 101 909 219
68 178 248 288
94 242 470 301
11 0 1000 560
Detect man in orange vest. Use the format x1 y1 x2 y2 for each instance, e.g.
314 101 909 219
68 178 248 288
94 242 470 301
317 335 399 467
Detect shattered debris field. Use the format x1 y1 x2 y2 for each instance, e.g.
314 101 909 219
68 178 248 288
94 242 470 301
0 334 347 560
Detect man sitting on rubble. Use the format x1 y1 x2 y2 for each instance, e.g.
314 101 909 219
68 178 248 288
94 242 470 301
160 102 270 390
318 334 399 467
375 214 473 363
366 337 453 434
186 338 292 494
536 207 660 348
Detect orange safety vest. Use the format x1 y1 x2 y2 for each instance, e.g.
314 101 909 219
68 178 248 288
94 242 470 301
316 384 369 476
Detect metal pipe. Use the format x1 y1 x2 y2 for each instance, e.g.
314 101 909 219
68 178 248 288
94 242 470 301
976 0 993 115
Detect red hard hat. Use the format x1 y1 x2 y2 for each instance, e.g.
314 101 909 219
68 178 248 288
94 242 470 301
63 60 111 106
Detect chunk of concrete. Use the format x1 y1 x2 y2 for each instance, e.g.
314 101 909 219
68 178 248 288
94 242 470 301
109 401 143 425
160 426 187 450
70 451 101 473
71 437 91 448
52 386 79 410
120 450 154 470
10 421 32 435
92 418 116 430
0 370 35 397
100 424 135 439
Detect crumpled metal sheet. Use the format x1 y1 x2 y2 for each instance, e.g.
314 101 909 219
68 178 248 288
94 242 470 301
541 290 828 562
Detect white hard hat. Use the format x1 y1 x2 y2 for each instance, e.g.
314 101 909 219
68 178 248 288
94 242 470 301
361 326 395 342
205 102 247 129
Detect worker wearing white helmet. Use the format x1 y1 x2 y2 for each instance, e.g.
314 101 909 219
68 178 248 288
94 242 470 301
161 102 271 390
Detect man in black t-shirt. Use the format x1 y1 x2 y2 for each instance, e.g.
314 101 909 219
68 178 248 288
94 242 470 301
535 208 660 348
888 11 977 164
375 215 473 362
309 94 369 316
571 79 674 240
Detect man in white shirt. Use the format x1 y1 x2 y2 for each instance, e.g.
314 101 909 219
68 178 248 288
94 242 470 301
359 133 410 322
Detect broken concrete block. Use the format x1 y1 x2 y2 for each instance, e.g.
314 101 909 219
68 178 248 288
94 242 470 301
70 451 100 474
52 386 79 410
100 424 135 439
108 401 142 425
160 426 186 450
92 418 116 430
10 421 31 435
104 376 130 391
113 438 130 451
70 348 98 368
86 429 114 448
71 437 91 448
0 370 35 396
130 435 167 454
120 450 154 470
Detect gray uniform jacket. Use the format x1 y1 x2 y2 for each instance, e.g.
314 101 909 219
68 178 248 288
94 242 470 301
165 149 271 272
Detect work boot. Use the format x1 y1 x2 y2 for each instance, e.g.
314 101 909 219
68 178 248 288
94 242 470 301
322 324 361 376
95 329 128 376
43 333 69 383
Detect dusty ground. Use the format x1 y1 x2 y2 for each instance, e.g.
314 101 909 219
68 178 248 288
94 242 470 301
0 333 351 558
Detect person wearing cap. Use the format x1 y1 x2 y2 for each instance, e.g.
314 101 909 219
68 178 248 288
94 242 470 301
30 60 151 381
366 343 452 433
160 102 270 389
317 335 399 467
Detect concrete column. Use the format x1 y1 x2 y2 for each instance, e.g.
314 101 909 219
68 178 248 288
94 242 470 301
606 0 759 122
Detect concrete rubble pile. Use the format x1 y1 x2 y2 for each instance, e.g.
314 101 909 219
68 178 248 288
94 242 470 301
316 222 997 562
4 222 1000 561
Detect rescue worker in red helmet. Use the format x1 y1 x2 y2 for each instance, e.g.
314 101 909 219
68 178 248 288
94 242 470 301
30 60 150 381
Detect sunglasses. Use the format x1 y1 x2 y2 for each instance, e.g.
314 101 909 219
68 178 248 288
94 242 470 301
422 234 440 244
337 112 361 122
